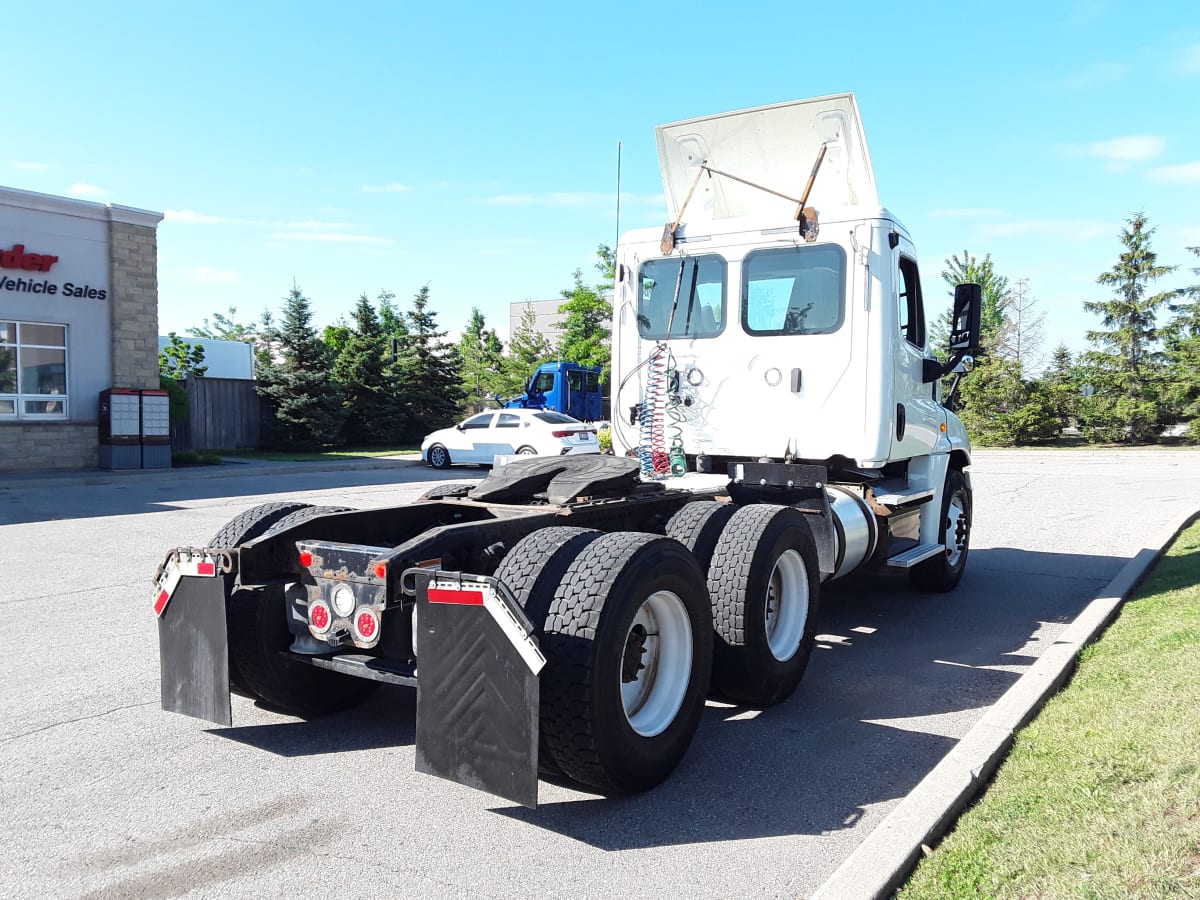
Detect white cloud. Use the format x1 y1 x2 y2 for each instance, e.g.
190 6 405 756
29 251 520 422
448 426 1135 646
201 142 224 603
362 182 411 193
1060 60 1129 90
1089 135 1164 163
68 182 110 198
928 208 1005 219
179 266 239 284
11 161 50 172
164 209 227 224
980 220 1110 241
268 231 393 245
1148 161 1200 184
1177 42 1200 75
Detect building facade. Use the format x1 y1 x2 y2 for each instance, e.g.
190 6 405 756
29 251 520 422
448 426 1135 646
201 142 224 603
1 186 163 472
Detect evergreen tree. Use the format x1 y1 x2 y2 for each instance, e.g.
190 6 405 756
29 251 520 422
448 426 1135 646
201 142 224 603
393 284 465 441
1080 213 1175 443
334 294 406 444
458 307 507 413
956 356 1059 445
503 301 555 397
257 285 346 449
378 289 409 367
1163 246 1200 442
1042 343 1080 432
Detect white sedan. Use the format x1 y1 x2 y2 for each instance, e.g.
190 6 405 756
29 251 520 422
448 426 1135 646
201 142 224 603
422 409 600 468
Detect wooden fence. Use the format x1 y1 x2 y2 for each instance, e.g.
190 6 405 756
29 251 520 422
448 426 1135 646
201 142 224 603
172 377 261 451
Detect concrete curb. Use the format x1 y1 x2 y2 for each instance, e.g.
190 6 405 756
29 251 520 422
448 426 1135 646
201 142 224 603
811 505 1200 900
5 455 424 489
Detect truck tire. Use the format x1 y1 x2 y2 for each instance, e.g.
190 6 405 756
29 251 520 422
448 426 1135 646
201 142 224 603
539 532 712 793
666 501 736 571
493 526 603 775
213 503 379 716
209 502 312 697
417 483 474 501
427 444 452 469
265 505 355 533
910 468 972 592
707 505 821 707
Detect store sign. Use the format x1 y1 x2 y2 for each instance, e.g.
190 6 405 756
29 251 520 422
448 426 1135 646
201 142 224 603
0 242 107 300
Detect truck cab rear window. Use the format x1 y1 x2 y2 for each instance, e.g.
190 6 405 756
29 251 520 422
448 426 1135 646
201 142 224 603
638 255 726 339
742 245 846 336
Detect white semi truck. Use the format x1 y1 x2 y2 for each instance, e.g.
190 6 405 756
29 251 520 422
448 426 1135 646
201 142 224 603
153 93 980 808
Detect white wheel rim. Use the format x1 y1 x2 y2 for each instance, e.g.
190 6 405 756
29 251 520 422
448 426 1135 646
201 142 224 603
764 549 809 662
946 493 968 567
619 590 693 738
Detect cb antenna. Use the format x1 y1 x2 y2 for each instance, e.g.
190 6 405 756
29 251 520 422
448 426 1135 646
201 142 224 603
614 140 622 283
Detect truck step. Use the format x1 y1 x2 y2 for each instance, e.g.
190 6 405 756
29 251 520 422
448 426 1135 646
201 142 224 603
885 543 945 568
873 486 934 506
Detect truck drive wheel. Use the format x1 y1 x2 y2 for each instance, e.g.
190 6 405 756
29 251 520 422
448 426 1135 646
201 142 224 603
707 505 821 707
910 468 972 592
427 444 451 469
212 503 378 716
538 532 712 793
666 500 737 571
494 526 604 775
209 501 312 698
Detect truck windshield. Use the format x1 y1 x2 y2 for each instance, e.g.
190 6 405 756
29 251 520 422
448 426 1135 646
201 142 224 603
638 255 726 339
742 245 846 336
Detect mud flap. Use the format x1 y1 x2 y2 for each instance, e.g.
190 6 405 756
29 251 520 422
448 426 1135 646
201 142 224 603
410 570 545 808
157 574 232 727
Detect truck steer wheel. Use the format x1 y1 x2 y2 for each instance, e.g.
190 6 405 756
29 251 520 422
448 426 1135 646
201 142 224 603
538 532 712 793
707 505 821 707
910 468 972 592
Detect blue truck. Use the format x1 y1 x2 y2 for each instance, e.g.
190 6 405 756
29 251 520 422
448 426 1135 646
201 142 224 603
502 361 603 422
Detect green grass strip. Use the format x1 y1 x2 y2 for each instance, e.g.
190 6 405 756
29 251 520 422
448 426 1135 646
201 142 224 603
901 520 1200 899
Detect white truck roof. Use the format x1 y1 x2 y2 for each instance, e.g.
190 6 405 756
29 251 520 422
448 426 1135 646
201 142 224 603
655 92 878 223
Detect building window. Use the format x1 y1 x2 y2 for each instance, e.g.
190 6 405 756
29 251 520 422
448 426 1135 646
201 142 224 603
0 321 68 419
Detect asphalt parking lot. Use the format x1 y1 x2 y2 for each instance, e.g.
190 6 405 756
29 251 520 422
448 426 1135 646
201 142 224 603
2 449 1199 898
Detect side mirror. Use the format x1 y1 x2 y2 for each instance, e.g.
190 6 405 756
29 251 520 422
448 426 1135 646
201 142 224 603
456 424 466 432
949 283 982 354
953 355 975 374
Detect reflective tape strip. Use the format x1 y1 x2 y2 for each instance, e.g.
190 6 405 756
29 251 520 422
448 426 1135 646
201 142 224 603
152 565 183 617
430 578 546 675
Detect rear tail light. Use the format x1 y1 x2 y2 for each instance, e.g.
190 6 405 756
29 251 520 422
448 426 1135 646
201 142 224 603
299 550 314 567
330 583 356 617
309 600 332 635
552 430 572 438
353 607 380 643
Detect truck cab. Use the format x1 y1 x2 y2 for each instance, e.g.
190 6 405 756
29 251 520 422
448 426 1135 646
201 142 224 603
504 361 603 421
611 93 974 476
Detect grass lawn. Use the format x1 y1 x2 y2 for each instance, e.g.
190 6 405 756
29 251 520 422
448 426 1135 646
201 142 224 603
900 519 1200 899
218 447 422 462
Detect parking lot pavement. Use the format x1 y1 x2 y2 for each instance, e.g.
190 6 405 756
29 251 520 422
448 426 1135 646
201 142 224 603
1 449 1199 898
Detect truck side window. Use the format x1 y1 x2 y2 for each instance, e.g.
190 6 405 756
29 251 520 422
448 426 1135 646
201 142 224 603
567 371 584 391
897 257 926 349
533 372 554 392
638 254 726 339
742 245 846 336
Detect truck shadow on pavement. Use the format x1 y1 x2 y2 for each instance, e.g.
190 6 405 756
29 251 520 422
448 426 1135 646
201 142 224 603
200 547 1123 850
494 547 1121 848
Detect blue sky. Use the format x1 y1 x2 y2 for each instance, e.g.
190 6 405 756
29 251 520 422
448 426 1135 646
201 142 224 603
4 1 1198 366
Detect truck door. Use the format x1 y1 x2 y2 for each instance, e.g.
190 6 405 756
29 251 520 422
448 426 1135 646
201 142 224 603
890 250 944 458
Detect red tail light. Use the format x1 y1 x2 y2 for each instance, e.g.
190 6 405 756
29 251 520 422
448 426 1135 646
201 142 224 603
552 430 572 438
374 563 387 579
299 550 314 567
309 600 332 635
353 607 380 643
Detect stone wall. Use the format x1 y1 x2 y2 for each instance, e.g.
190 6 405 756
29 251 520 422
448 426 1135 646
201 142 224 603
0 423 97 471
108 220 160 390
